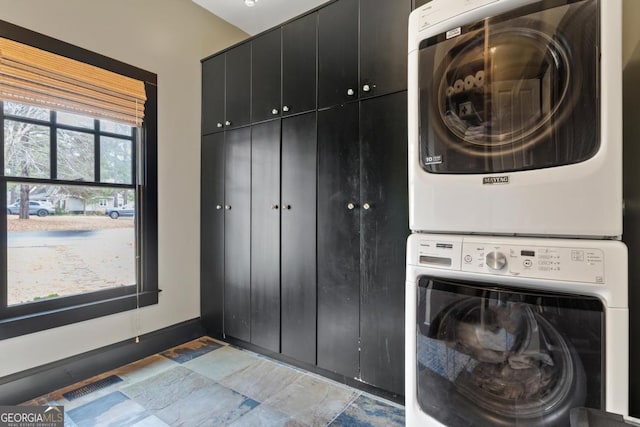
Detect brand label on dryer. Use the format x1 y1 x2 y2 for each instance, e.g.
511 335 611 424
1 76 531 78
424 155 443 165
483 176 510 185
446 27 462 39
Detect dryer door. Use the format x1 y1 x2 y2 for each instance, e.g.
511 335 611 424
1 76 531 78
418 0 598 174
416 277 604 427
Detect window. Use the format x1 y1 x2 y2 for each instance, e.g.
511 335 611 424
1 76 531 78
0 20 158 339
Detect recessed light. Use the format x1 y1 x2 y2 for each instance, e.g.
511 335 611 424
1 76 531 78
244 0 257 6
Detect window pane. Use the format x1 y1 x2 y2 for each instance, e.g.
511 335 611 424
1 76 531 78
100 119 133 136
3 101 50 121
4 120 51 178
57 111 95 129
100 136 133 184
57 129 94 181
7 183 136 306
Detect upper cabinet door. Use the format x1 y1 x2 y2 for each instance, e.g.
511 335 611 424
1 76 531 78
359 0 411 98
202 55 225 135
225 43 251 129
282 12 317 116
252 29 282 123
318 0 358 109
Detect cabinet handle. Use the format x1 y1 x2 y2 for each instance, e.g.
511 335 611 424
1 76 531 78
271 204 279 210
272 108 279 115
282 105 290 112
216 204 223 210
225 120 231 126
216 122 223 128
363 202 371 210
362 84 371 92
347 202 356 210
225 205 231 210
347 88 355 96
284 204 291 210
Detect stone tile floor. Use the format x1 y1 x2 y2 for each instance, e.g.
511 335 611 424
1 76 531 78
26 337 405 426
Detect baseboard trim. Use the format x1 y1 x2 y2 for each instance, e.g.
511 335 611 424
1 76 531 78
0 318 205 405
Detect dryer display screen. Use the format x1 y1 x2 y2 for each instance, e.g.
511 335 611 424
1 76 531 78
417 0 599 174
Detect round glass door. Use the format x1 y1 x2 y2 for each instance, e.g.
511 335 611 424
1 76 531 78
436 27 571 152
417 0 599 174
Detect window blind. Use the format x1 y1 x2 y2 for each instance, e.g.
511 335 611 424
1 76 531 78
0 38 146 127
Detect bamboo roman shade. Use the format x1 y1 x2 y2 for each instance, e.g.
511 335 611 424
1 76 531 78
0 38 146 127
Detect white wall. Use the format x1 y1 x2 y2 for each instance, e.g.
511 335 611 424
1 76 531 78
0 0 247 377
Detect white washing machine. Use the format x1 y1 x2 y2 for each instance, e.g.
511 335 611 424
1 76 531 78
405 233 628 426
407 0 631 238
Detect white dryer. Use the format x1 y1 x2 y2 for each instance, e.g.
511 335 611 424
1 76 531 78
405 233 628 426
407 0 631 238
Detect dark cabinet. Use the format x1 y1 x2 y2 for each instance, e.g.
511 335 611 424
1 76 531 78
318 0 358 109
201 133 225 336
281 112 317 365
318 0 411 108
282 12 318 116
202 56 225 135
250 120 281 352
225 44 251 129
359 92 408 395
317 103 360 377
360 0 411 99
317 92 408 394
252 29 282 123
223 127 252 341
201 43 251 133
201 0 409 398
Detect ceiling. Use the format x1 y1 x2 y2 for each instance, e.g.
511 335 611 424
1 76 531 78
193 0 329 36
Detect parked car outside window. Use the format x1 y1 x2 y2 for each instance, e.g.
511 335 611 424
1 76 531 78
105 205 135 219
7 201 55 217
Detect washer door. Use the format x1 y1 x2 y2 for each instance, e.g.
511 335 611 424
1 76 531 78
417 0 598 174
416 278 604 426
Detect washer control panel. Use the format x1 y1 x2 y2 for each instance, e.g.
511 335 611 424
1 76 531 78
416 238 605 284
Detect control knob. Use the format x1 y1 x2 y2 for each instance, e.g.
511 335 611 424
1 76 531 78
485 251 507 271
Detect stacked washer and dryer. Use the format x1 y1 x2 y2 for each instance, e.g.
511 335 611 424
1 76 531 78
405 0 638 425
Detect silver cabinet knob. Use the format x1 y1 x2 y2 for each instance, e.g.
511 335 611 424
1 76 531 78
363 203 371 210
225 205 231 210
486 251 507 270
216 204 223 210
217 122 223 128
284 204 291 210
282 106 290 112
225 120 231 126
347 88 355 96
347 202 355 210
271 204 279 210
272 108 279 115
363 84 371 92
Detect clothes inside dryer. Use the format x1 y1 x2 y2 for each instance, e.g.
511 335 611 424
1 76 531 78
416 278 604 427
418 0 598 174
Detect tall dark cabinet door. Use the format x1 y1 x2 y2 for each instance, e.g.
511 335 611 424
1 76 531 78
201 133 225 337
282 12 317 116
359 92 408 395
252 29 282 123
360 0 411 98
317 104 360 377
281 112 317 365
224 127 252 342
318 0 358 109
202 55 225 134
225 43 251 129
250 120 281 352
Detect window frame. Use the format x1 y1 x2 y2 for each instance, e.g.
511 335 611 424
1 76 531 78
0 19 158 340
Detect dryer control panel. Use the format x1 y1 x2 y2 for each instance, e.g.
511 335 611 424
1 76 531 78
416 238 605 284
